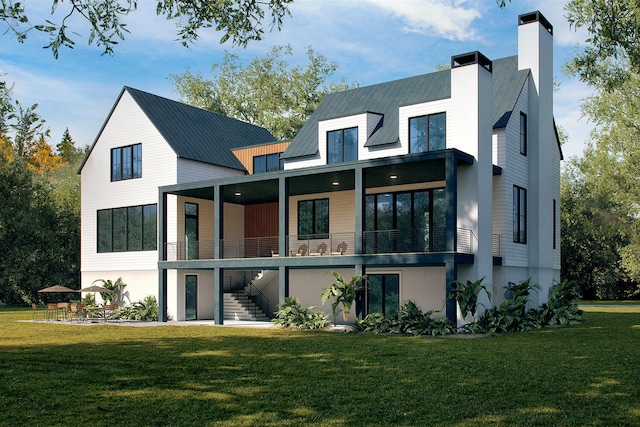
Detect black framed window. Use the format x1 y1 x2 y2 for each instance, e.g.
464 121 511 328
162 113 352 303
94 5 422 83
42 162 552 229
520 112 527 155
365 188 445 253
253 152 283 174
97 204 157 253
409 112 446 153
365 274 400 318
327 127 358 164
298 199 329 239
185 203 199 260
513 186 527 243
111 143 142 181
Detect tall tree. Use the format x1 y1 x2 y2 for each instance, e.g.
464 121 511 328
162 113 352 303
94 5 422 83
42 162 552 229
1 0 293 58
170 45 355 141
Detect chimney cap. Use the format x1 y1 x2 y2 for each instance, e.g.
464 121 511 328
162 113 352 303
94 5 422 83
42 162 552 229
518 11 553 35
451 51 492 73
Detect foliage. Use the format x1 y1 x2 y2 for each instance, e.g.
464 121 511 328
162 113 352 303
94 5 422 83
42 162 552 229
170 45 355 141
560 160 638 299
540 281 583 326
448 277 491 318
92 277 129 307
1 0 293 58
352 301 454 336
321 272 367 322
113 295 159 321
271 297 331 329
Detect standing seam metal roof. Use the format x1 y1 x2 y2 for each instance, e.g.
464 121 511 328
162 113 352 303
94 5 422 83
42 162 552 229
282 55 529 160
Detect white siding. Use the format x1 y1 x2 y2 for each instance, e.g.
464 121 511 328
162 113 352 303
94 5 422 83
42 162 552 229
177 158 245 183
81 91 177 275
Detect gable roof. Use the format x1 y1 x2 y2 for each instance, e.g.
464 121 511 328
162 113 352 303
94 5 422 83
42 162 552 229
282 55 529 160
79 87 276 173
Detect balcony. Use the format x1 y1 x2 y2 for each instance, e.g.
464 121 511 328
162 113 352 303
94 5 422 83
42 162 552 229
164 228 501 261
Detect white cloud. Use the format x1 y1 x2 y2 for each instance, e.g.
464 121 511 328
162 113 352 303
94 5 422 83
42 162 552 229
363 0 482 41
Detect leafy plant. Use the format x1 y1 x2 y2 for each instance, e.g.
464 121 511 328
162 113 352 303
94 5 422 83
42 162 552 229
92 277 129 307
448 277 491 319
540 280 583 325
352 313 398 334
352 301 454 336
113 295 159 321
321 272 367 322
272 297 331 330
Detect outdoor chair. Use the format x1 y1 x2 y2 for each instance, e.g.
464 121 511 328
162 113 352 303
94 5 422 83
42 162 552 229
69 304 86 323
293 243 308 257
46 303 58 321
31 303 44 321
310 242 327 256
103 304 118 322
57 302 70 321
332 241 348 255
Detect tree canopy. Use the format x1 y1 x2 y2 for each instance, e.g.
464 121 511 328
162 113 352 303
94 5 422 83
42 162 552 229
170 45 355 141
1 0 293 58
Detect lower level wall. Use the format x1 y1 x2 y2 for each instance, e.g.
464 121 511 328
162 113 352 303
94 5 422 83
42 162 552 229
81 270 158 307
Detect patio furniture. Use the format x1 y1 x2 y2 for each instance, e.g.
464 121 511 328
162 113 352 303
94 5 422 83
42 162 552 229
294 244 308 257
46 303 58 321
103 304 118 322
332 241 348 255
310 242 327 256
57 302 70 320
69 304 86 323
31 303 44 321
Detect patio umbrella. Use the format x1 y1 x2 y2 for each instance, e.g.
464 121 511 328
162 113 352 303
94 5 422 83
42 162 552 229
38 285 79 293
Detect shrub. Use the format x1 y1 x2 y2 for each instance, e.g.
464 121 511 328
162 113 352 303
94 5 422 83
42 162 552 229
113 295 159 321
272 297 331 329
448 277 491 318
540 280 583 325
352 301 454 336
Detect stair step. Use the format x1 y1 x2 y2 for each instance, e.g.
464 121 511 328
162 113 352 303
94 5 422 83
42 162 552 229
223 293 269 321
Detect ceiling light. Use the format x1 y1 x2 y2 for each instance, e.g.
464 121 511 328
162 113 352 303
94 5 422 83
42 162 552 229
332 181 340 186
234 192 242 196
389 175 398 179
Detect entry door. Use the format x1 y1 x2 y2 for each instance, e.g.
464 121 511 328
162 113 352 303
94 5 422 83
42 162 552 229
185 275 197 321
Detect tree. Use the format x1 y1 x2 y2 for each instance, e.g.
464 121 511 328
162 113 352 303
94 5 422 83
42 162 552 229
56 128 81 161
321 272 367 322
170 45 355 141
1 0 293 58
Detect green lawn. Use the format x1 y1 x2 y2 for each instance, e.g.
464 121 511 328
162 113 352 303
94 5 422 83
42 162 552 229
1 307 639 426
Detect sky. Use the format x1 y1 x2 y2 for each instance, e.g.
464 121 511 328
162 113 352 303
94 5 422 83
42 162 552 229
0 0 593 160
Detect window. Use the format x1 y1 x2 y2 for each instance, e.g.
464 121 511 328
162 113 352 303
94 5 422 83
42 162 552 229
520 112 527 155
111 143 142 181
185 203 198 260
327 127 358 164
365 274 400 318
253 152 283 174
365 189 446 253
513 186 527 243
409 112 446 153
185 275 197 321
97 204 157 252
298 199 329 239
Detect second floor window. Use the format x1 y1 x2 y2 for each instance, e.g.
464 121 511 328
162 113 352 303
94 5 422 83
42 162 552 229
520 112 527 155
298 199 329 239
253 153 283 173
111 143 141 181
513 185 527 244
327 127 358 164
97 204 157 253
409 112 446 153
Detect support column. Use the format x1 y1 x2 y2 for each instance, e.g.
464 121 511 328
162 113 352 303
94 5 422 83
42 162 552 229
445 261 458 324
158 189 168 322
213 267 224 325
213 185 223 259
445 153 458 253
278 265 289 306
355 264 365 319
354 166 364 255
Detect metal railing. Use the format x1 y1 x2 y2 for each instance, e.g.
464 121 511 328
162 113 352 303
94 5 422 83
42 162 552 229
165 230 502 260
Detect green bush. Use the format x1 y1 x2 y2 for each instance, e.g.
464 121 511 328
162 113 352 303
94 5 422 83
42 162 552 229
113 295 159 321
352 301 454 336
272 297 331 329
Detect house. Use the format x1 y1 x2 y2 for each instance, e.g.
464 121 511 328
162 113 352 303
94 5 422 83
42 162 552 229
81 11 561 324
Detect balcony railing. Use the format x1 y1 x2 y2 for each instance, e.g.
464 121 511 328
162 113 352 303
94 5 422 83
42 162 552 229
164 229 502 260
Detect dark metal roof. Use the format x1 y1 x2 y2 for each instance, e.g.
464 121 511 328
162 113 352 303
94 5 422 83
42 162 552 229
282 55 529 160
79 87 275 173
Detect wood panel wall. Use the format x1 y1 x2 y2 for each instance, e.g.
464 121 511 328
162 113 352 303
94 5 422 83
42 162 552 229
245 202 279 237
232 141 291 174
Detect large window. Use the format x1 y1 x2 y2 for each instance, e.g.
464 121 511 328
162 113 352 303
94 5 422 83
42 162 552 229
513 186 527 244
298 199 329 239
365 189 446 253
365 274 400 318
253 152 284 174
327 127 358 164
97 204 157 253
409 112 446 153
111 143 142 181
520 112 527 155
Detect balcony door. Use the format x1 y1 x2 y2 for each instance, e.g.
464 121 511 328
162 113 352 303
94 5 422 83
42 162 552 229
185 275 197 321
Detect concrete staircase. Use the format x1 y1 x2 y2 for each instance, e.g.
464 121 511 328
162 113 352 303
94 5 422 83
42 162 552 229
223 292 269 321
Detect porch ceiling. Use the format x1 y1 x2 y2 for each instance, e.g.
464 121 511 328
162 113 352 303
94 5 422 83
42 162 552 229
365 158 445 188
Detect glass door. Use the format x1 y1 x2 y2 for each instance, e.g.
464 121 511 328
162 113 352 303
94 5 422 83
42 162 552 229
185 275 197 321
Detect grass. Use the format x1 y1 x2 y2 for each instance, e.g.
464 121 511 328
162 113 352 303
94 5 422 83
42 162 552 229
1 307 639 426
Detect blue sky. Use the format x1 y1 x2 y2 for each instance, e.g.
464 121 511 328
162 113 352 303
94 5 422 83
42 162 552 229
0 0 592 159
